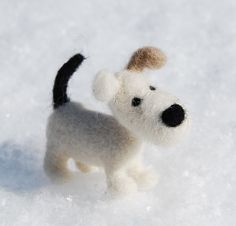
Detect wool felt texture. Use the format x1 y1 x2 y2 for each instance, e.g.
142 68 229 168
44 47 190 196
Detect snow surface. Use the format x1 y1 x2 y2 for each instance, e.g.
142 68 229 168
0 0 236 225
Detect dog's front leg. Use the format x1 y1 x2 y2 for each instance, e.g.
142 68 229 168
127 157 158 191
105 166 137 195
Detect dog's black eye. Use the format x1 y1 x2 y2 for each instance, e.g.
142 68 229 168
132 97 142 107
149 86 156 91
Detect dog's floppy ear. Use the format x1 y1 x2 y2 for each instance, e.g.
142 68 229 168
93 70 120 102
127 47 167 72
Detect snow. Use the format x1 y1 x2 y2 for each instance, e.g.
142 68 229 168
0 0 235 225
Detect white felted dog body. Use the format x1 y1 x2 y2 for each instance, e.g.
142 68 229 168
44 47 190 194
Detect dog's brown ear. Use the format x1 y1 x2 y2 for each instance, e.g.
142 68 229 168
127 47 167 72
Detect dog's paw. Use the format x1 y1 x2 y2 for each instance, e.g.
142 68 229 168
131 168 158 191
108 175 138 196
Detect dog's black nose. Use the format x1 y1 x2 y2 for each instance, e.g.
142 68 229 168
161 104 185 127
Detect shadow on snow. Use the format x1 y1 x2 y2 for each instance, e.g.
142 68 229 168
0 141 48 192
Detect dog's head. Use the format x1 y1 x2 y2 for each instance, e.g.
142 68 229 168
93 47 190 145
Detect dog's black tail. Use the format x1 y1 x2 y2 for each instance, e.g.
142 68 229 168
53 53 85 109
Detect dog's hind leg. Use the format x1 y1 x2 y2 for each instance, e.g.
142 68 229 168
44 147 71 183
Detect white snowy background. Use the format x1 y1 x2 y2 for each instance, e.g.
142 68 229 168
0 0 235 225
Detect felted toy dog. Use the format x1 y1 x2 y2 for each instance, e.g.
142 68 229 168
44 47 189 194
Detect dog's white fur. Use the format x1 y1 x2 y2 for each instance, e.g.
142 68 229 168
44 47 189 195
